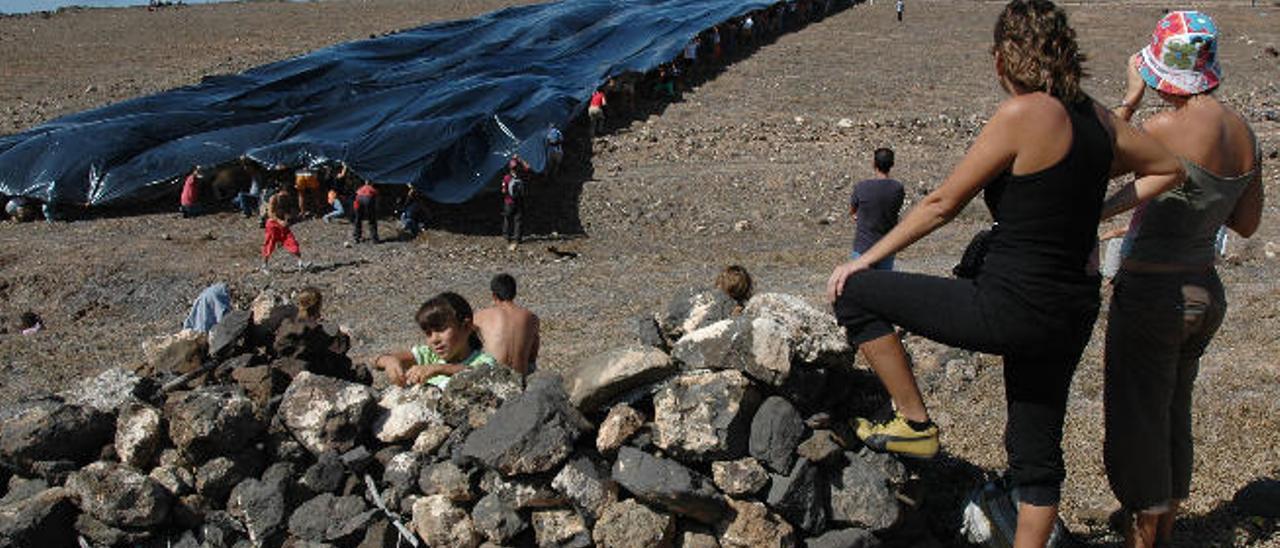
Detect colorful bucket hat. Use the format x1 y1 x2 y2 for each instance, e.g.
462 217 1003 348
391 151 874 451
1136 11 1221 95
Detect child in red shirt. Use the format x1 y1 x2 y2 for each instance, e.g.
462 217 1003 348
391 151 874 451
261 190 308 273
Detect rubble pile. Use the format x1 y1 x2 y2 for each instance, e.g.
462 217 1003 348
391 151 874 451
0 288 944 547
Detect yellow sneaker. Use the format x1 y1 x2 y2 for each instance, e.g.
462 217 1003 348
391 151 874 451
853 413 939 459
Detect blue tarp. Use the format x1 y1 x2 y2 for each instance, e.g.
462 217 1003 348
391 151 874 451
0 0 783 207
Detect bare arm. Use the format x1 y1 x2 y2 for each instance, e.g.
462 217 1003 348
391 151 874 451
374 351 416 386
405 363 466 385
529 315 541 369
1226 169 1264 237
1100 109 1185 221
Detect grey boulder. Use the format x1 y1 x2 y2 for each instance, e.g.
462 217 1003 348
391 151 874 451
461 375 591 476
749 396 806 473
564 346 677 413
591 498 676 548
166 386 262 463
653 370 760 461
611 447 726 524
65 461 172 528
278 371 378 456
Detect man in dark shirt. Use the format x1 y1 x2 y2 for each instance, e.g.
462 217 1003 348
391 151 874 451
849 147 905 270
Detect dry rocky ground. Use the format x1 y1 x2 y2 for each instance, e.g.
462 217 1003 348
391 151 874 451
0 0 1278 545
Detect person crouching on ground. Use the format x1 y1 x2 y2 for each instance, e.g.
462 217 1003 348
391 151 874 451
474 273 540 376
374 292 498 387
1103 12 1264 548
825 1 1184 545
261 185 309 273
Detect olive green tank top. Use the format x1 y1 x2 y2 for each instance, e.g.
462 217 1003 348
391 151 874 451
1122 130 1259 267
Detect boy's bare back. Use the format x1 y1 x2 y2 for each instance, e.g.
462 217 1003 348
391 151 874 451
474 302 539 375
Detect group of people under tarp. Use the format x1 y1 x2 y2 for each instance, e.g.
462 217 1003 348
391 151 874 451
586 0 847 137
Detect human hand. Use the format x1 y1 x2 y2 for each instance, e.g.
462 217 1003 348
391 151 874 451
404 365 434 385
1122 53 1146 111
385 360 408 386
826 259 870 303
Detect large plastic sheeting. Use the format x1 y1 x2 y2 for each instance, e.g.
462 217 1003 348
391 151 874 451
0 0 780 207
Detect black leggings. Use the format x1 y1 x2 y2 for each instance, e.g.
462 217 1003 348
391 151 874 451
834 270 1097 506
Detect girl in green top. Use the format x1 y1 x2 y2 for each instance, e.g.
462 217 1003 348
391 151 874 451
374 292 497 388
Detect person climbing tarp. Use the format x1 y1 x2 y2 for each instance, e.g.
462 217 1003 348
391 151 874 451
0 0 797 210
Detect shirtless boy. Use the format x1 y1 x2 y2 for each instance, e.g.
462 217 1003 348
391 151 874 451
473 273 540 375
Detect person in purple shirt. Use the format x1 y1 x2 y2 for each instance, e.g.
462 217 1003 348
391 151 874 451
849 148 905 270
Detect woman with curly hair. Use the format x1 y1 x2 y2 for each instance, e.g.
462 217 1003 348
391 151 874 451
1103 12 1263 548
825 0 1184 544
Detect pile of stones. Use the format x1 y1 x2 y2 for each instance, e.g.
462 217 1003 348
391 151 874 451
0 287 930 547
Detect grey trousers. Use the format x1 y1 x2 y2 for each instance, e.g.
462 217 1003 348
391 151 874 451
1104 269 1226 511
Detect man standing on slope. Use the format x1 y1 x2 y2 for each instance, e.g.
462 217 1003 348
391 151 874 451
474 273 540 376
849 147 905 270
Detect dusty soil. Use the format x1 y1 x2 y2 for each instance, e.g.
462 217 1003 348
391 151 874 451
1 0 1278 545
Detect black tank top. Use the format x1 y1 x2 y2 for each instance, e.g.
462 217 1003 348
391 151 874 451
979 98 1111 315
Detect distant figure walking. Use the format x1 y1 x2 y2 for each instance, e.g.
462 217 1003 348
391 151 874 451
352 179 379 244
1103 12 1263 548
474 273 541 376
501 156 530 250
896 0 904 22
588 89 607 136
545 124 564 181
849 147 905 270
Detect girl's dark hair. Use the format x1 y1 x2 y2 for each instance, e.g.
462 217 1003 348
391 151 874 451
993 0 1087 103
716 265 754 304
415 292 474 332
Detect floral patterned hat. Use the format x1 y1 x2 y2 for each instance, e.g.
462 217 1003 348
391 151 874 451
1136 11 1221 95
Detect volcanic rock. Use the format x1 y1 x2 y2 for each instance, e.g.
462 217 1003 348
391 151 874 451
438 364 524 429
652 370 759 461
419 461 477 503
0 402 113 469
766 459 827 534
712 457 770 497
166 386 262 463
591 498 676 548
719 498 796 548
115 401 164 470
278 371 378 455
531 509 591 548
564 346 676 413
829 452 900 531
551 456 618 522
596 404 645 455
471 492 527 544
659 288 738 342
373 384 442 444
461 375 591 476
227 477 287 545
288 493 376 544
65 461 172 528
749 396 806 473
611 446 726 524
0 487 78 547
412 494 481 548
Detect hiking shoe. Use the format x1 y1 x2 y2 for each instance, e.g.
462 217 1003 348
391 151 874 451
507 242 518 251
296 260 312 271
853 413 939 459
